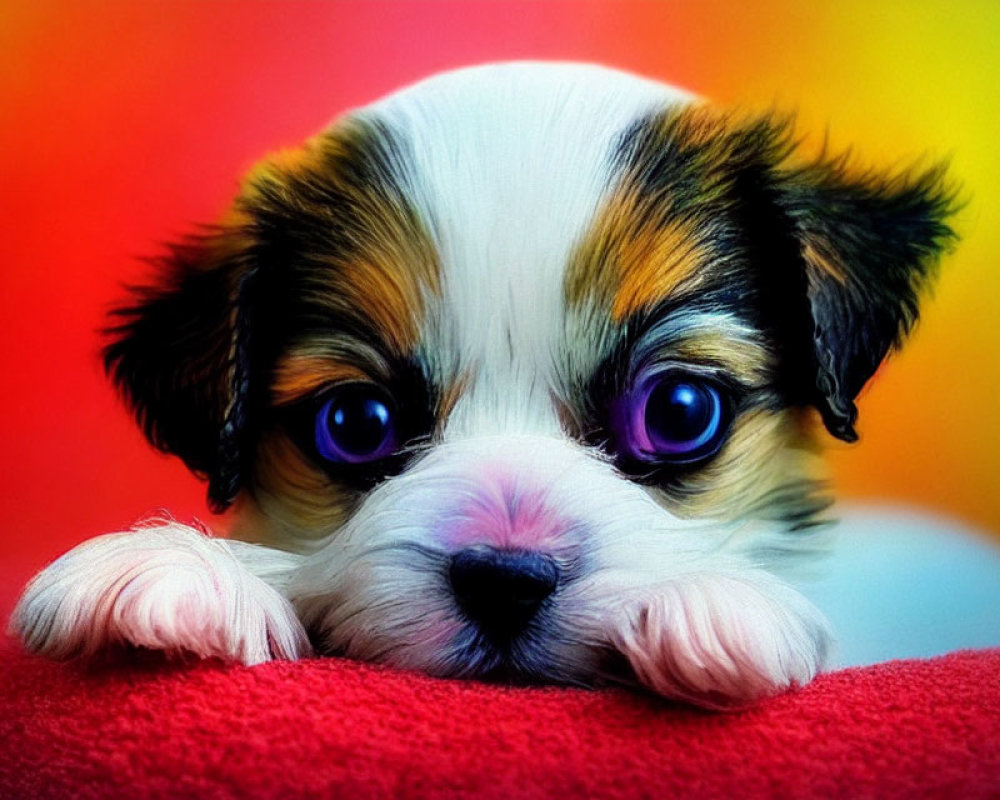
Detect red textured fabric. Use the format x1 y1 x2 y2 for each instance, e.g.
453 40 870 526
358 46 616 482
1 642 998 799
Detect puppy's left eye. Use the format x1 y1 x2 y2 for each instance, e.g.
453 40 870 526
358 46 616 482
612 372 731 466
314 384 398 464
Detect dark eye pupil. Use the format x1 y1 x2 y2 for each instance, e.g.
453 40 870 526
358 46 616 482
645 381 718 452
314 384 397 464
329 395 391 456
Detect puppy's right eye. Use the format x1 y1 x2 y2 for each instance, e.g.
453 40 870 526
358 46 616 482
314 384 398 464
610 370 732 468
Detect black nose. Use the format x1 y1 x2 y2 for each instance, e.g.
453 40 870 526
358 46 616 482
449 547 560 638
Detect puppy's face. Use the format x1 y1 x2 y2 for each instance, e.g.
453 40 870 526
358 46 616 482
106 64 954 702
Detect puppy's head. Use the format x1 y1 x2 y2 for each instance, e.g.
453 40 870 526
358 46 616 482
105 64 956 703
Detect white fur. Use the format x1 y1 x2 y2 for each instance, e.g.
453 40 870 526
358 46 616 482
610 573 828 707
11 520 310 664
369 63 691 439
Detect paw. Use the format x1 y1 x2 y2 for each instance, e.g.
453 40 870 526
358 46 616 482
611 572 831 708
10 521 311 665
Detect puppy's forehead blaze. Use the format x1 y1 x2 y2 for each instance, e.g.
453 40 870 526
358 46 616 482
245 117 440 359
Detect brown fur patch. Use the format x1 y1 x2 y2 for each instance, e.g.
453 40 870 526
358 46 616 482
667 330 774 389
241 431 360 550
244 117 441 357
568 188 710 322
663 406 826 526
434 372 469 435
565 103 793 321
802 239 848 285
271 355 370 406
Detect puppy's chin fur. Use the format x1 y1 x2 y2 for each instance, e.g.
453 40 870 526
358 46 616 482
10 62 956 708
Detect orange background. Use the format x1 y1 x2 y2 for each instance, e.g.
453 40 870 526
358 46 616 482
2 1 998 615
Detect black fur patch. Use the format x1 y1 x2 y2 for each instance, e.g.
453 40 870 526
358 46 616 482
779 161 958 438
104 117 433 510
104 238 253 511
600 107 957 441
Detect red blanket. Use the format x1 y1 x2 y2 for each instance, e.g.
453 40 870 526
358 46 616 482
1 643 997 799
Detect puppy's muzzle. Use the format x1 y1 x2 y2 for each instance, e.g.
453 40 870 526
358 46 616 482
449 547 560 639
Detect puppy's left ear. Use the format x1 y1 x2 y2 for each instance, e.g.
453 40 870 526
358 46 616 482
776 158 958 441
103 230 257 512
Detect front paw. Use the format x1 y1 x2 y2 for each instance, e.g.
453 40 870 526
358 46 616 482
10 521 311 665
611 572 831 708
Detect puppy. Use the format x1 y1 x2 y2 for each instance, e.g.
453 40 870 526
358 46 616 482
11 63 956 708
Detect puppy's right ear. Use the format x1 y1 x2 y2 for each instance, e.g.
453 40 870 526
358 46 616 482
104 229 256 512
775 160 958 442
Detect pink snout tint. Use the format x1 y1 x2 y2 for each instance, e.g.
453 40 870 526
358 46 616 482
443 476 575 551
443 477 574 640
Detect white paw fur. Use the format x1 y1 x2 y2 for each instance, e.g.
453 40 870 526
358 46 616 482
610 572 830 707
10 520 311 665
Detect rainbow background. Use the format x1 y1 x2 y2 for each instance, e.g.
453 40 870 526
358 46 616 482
2 1 998 615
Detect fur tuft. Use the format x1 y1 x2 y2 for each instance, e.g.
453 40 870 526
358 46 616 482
610 572 831 708
10 520 310 664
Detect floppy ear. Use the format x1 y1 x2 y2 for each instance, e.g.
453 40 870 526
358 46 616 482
103 232 256 511
777 159 958 441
